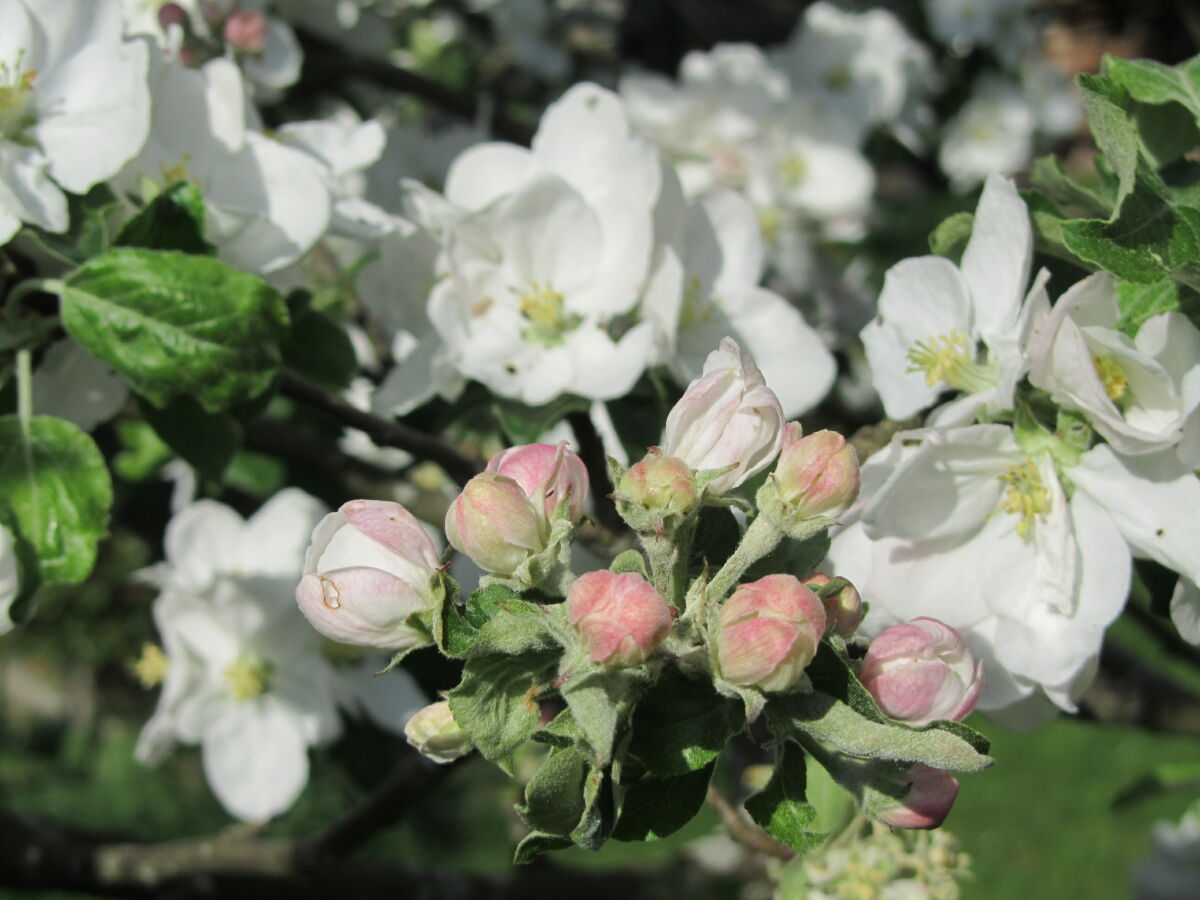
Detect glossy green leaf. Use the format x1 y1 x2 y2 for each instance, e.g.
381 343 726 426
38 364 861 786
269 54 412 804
114 182 213 255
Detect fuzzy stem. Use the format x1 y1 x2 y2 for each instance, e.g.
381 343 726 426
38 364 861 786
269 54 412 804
702 513 784 605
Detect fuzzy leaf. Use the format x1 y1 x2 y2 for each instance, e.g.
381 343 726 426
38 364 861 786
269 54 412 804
0 416 112 585
1105 53 1200 123
744 742 824 854
612 762 714 842
610 548 650 578
1077 72 1139 213
441 583 520 657
60 249 290 412
561 669 638 767
626 667 741 777
1116 279 1181 335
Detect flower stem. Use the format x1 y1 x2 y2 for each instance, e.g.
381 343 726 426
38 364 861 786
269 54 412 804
703 513 783 604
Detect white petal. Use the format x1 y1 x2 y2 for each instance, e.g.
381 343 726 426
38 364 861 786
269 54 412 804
338 662 427 735
241 489 327 578
960 173 1031 341
31 339 129 431
163 501 248 590
1170 578 1200 645
444 142 534 210
201 697 311 822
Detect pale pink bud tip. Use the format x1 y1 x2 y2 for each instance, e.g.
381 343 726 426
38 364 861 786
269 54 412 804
566 571 673 668
861 617 984 726
715 574 826 693
803 573 864 638
445 473 544 576
775 426 860 519
662 338 785 496
224 10 269 54
873 765 960 830
486 441 589 524
405 701 473 764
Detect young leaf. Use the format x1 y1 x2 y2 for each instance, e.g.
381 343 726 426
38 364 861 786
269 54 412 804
59 249 290 413
611 762 714 842
626 667 741 777
440 583 521 657
927 211 974 261
114 181 213 255
560 669 638 767
0 416 112 585
1076 72 1139 214
447 650 558 772
1116 279 1181 335
744 742 824 854
1105 53 1200 123
519 745 590 836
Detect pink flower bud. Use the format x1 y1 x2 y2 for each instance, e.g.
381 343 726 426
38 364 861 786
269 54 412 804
485 441 589 525
566 571 674 667
618 450 698 517
445 473 544 575
223 10 269 54
715 574 827 693
296 500 441 649
860 617 984 726
803 573 864 638
663 338 785 495
774 424 860 518
404 700 473 764
870 765 960 830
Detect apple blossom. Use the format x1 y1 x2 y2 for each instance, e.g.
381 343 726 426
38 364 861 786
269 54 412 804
773 425 860 520
405 700 474 764
566 570 673 667
867 764 961 830
714 574 826 692
617 450 699 524
860 617 984 725
445 473 545 575
804 573 864 638
662 338 785 495
486 442 589 525
295 500 442 650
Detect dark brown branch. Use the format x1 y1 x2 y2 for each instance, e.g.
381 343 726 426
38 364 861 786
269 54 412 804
278 372 482 487
294 27 535 145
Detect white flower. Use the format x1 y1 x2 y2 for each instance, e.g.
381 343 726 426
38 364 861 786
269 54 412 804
923 0 1037 65
643 179 835 417
0 523 19 636
938 76 1037 191
113 54 330 273
1028 273 1200 458
1171 578 1200 646
136 489 425 822
828 424 1200 718
861 172 1044 423
31 339 129 432
0 0 150 245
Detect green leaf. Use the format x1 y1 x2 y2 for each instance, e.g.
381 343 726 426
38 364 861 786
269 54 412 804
60 249 290 413
23 184 124 265
1021 189 1086 266
1077 72 1139 213
468 599 561 656
512 832 573 864
1029 156 1112 218
767 691 992 774
1133 100 1200 168
561 669 638 767
927 211 974 260
611 762 713 842
280 295 358 389
744 742 824 854
1061 168 1200 285
746 529 831 583
114 182 213 255
441 583 520 657
139 395 240 481
112 420 174 481
447 650 558 772
492 394 590 446
1115 279 1180 335
519 745 589 836
609 548 650 579
0 416 112 585
1105 53 1200 123
626 667 741 777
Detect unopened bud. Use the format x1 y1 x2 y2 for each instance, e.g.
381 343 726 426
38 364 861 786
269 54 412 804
715 574 826 693
296 500 441 650
223 10 269 54
404 701 473 764
617 449 699 528
566 570 673 667
774 424 859 519
662 338 784 496
486 441 589 525
445 473 544 575
803 573 864 638
860 617 984 726
869 764 960 830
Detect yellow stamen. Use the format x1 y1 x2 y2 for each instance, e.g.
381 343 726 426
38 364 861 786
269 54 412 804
222 655 272 701
1091 353 1127 402
778 152 807 187
513 280 581 346
998 459 1051 540
906 330 995 393
679 274 720 329
130 643 169 688
0 55 37 140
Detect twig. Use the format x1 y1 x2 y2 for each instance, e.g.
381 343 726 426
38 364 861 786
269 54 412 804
293 27 535 145
705 784 795 862
278 372 482 487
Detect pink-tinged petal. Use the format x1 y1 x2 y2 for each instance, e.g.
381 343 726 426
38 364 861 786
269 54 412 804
340 499 440 570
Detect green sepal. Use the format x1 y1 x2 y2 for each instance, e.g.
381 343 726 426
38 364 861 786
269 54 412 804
609 548 650 578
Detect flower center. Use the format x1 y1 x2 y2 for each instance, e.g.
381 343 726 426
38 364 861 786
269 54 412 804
905 330 996 394
778 152 807 187
679 274 721 329
0 55 37 143
515 281 581 347
998 458 1050 540
130 643 169 688
222 654 273 701
823 64 854 92
1091 353 1127 403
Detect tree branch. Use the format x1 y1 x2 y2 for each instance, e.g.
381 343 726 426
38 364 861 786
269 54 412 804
278 372 482 487
705 784 794 862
